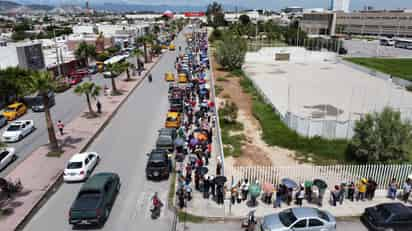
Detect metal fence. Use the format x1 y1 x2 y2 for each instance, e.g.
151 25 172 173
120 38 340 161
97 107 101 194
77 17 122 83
227 164 412 190
209 47 225 176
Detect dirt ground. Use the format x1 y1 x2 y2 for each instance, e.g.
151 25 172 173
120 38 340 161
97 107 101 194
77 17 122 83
212 57 300 167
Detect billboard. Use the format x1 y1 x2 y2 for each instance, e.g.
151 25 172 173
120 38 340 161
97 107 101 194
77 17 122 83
184 12 205 17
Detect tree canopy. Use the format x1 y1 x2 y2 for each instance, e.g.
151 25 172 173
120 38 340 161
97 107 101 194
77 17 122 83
346 107 412 163
214 34 247 71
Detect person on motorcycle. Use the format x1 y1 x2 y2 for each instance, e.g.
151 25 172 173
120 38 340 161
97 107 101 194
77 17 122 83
151 192 162 209
148 74 153 82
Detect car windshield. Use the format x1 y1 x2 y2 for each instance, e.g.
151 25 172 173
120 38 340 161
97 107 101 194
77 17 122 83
5 107 17 112
0 150 10 161
149 161 166 168
279 209 298 227
377 206 392 220
317 210 330 221
167 116 177 122
7 125 21 131
67 161 83 169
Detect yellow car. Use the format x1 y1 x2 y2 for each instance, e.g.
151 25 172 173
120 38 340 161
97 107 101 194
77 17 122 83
165 112 181 128
161 44 168 49
178 73 188 83
3 102 27 121
169 44 176 51
165 72 175 82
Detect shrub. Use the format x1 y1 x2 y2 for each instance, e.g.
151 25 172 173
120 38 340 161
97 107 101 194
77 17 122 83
214 35 247 71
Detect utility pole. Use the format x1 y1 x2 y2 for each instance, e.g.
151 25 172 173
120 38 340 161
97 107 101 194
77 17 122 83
53 26 62 78
296 21 300 47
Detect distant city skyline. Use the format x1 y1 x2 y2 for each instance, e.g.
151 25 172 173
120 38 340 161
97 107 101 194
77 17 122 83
14 0 412 10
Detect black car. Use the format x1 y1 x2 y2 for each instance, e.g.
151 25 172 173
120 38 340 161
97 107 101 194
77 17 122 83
145 149 172 180
156 135 174 152
361 203 412 231
158 128 177 140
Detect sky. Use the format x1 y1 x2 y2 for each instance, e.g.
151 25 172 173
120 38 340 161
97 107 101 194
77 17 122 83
20 0 412 10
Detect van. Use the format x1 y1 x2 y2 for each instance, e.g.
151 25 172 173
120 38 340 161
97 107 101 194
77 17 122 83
24 91 55 112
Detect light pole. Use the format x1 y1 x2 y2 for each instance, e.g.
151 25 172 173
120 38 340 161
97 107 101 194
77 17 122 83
53 27 62 78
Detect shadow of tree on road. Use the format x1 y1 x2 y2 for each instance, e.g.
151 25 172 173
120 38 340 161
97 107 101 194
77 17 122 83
59 136 84 150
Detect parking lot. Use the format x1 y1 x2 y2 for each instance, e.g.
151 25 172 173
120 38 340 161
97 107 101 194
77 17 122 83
343 39 412 57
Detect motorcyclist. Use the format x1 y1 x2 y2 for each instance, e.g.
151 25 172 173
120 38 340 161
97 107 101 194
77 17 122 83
148 73 153 82
151 192 162 209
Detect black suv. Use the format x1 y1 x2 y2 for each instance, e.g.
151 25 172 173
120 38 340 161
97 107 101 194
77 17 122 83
361 203 412 231
146 149 172 180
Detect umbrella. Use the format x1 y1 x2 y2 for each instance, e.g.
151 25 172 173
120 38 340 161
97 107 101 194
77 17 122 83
214 176 227 185
313 179 328 189
281 178 298 189
262 183 274 193
174 138 185 147
249 184 261 197
199 166 208 175
304 180 313 188
190 138 199 146
188 154 198 162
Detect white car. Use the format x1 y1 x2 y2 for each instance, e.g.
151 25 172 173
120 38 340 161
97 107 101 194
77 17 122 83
2 120 35 142
63 152 100 182
0 147 16 170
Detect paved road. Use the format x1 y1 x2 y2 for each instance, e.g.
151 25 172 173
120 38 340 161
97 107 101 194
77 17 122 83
22 29 187 231
182 219 367 231
0 60 135 176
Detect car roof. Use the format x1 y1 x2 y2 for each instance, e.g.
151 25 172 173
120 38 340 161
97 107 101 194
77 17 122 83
149 152 166 161
8 102 23 108
167 112 179 117
377 203 412 216
10 120 31 125
292 207 319 219
69 153 89 162
81 172 116 191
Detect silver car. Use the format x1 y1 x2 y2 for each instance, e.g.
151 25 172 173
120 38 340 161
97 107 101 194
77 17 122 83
0 115 7 128
260 207 336 231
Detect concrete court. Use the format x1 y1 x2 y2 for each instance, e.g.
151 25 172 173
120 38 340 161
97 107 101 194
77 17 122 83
22 29 189 231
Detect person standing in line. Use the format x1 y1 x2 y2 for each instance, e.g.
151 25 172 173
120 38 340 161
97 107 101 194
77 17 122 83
57 120 64 135
388 178 398 200
402 179 411 203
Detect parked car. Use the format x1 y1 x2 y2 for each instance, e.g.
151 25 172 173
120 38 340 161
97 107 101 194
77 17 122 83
0 147 16 170
165 112 181 128
146 149 172 180
68 172 120 227
2 120 35 142
88 65 98 75
165 72 175 82
260 207 336 231
63 152 100 182
156 135 174 152
361 203 412 231
178 73 188 83
0 115 7 128
158 128 177 140
2 102 27 121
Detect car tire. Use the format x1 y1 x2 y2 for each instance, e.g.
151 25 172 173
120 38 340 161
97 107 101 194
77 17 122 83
18 135 23 141
105 207 110 219
116 182 120 192
12 155 17 161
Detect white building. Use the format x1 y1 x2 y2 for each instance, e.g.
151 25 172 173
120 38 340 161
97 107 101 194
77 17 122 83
330 0 350 13
72 25 97 34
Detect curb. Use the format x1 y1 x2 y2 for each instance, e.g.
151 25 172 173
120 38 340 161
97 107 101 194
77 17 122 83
14 54 164 231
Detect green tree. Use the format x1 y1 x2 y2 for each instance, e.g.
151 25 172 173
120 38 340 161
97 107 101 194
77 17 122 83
0 67 32 103
105 63 123 94
132 48 144 70
346 107 412 163
206 1 226 28
74 82 101 115
74 41 96 66
215 35 247 70
239 14 250 26
121 62 132 81
28 71 59 151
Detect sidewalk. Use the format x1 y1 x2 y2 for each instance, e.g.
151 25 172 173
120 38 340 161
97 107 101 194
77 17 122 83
0 56 161 231
184 188 405 220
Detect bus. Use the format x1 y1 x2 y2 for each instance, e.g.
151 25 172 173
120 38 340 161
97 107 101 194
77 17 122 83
394 38 412 49
379 37 395 46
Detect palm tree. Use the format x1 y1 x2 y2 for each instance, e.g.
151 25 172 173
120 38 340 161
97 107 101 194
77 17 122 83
132 48 144 71
74 82 101 116
105 63 123 94
74 41 96 66
122 62 132 81
28 71 59 151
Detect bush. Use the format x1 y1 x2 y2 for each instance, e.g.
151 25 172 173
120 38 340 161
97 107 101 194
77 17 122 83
55 81 70 93
209 28 223 42
214 35 247 71
96 52 110 62
346 107 412 163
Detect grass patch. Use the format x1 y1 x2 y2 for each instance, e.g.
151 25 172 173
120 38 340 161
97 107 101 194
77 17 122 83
168 171 176 207
237 70 349 163
344 58 412 81
177 211 205 223
46 150 64 157
217 76 228 82
215 85 224 96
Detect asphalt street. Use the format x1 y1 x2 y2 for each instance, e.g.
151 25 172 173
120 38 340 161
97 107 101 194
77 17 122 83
22 29 187 231
0 60 134 176
182 219 367 231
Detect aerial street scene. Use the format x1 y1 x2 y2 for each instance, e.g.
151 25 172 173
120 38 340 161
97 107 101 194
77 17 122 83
1 0 412 230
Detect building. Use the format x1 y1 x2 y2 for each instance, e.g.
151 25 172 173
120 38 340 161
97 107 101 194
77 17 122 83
300 10 412 37
336 10 412 37
0 41 45 70
330 0 351 13
66 33 113 52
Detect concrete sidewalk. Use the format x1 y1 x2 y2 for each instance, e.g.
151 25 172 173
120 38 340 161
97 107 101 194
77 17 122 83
185 189 406 220
0 56 162 231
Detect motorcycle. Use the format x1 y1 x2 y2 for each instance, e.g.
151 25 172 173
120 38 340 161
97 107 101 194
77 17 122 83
241 210 256 231
148 74 153 83
150 198 163 219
